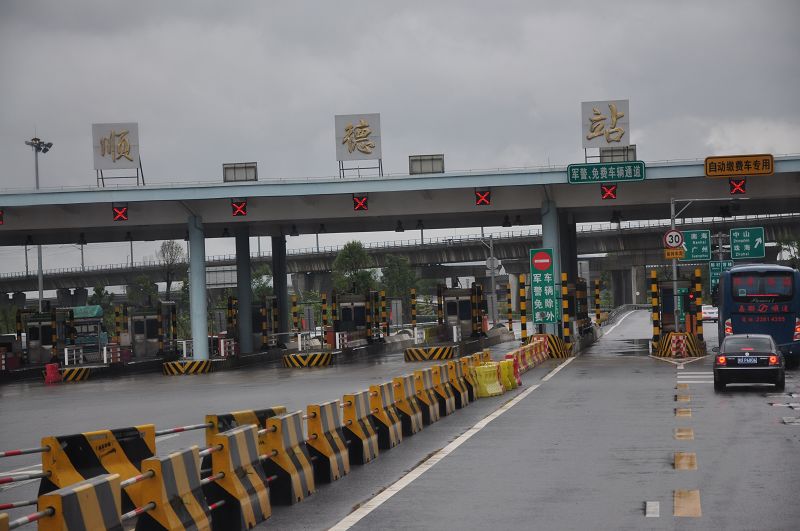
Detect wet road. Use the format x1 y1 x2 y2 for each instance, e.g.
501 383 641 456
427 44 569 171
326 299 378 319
3 313 799 529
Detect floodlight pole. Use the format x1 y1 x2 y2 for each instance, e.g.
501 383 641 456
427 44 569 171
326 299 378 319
26 137 51 312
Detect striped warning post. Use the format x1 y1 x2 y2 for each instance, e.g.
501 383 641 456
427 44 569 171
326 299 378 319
403 346 454 362
205 425 271 529
60 367 90 382
341 391 379 465
262 411 315 505
162 360 211 376
391 375 423 436
136 446 210 531
37 473 122 531
282 352 332 368
458 357 478 402
369 383 403 450
430 364 456 417
39 425 156 513
306 401 350 484
413 368 441 426
445 360 470 409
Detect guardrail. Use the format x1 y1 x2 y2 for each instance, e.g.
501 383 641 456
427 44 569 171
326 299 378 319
602 304 650 326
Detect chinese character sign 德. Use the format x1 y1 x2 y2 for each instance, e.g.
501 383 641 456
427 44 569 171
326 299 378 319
335 113 382 161
92 122 141 170
581 100 630 148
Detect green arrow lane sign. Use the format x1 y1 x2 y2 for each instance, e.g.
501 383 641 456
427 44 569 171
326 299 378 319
566 161 646 184
680 230 711 261
730 227 765 260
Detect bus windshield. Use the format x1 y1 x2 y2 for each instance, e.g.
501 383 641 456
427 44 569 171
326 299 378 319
731 271 793 302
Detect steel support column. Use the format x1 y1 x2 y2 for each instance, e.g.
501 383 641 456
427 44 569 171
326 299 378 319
235 226 254 354
188 215 209 360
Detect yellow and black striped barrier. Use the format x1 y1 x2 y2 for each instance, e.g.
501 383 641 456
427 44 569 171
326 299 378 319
282 352 332 368
431 364 456 416
38 473 122 531
447 360 471 408
369 383 403 450
342 391 379 465
39 424 156 513
60 367 90 382
414 368 442 426
391 375 424 436
306 400 350 484
204 406 287 456
459 357 478 402
403 345 454 362
537 333 572 359
162 360 211 376
205 425 271 529
137 446 210 530
263 411 316 505
653 332 705 358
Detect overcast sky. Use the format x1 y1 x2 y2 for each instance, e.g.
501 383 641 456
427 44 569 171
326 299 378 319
1 0 799 277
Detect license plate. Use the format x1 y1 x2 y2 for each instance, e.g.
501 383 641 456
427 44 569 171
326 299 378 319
739 357 758 365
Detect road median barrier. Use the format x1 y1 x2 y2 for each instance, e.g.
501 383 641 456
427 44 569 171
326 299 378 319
458 357 477 401
306 401 350 483
480 349 492 363
430 364 456 416
39 425 156 512
391 375 424 436
499 359 518 390
341 391 379 465
37 473 121 531
475 362 504 397
403 345 454 362
503 354 523 386
369 383 403 450
413 368 442 425
204 407 287 458
162 360 211 376
135 446 210 530
282 352 332 368
262 411 315 505
445 361 470 409
533 333 572 359
204 425 271 530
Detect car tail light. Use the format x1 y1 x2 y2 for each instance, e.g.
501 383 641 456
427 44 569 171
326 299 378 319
794 318 800 341
716 355 727 366
769 355 779 366
724 318 733 335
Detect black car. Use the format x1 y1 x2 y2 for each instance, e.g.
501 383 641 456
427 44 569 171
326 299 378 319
714 334 785 391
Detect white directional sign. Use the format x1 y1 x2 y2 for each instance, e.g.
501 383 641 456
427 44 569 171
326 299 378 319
664 230 684 249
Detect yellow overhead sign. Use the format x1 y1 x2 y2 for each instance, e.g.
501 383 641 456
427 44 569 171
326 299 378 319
665 248 685 260
704 154 773 177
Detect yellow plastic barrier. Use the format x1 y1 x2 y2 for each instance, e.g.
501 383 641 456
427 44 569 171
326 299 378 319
413 368 441 426
446 360 470 409
38 473 122 531
480 349 492 363
369 383 403 450
475 363 504 397
40 425 156 513
306 400 350 484
342 391 379 465
391 374 424 436
205 425 271 529
263 411 316 505
499 359 517 390
137 446 210 530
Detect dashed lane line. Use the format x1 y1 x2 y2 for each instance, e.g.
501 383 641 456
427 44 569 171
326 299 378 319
329 356 577 530
674 489 702 517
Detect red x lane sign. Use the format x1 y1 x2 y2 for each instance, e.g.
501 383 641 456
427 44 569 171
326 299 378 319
231 199 248 216
353 195 368 211
475 190 491 206
112 205 128 221
729 177 746 195
600 183 617 200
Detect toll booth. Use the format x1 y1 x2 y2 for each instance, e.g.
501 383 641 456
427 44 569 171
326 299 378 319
437 284 485 338
220 295 279 352
129 301 177 358
333 293 370 342
658 280 693 333
15 305 108 364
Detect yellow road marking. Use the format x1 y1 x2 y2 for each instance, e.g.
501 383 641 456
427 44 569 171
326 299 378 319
674 452 697 470
674 428 694 440
676 383 689 390
673 489 702 517
675 408 692 417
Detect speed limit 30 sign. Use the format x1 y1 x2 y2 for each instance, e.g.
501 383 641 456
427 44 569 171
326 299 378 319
664 229 684 248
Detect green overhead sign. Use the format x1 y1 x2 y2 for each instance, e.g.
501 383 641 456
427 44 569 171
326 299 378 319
730 227 765 260
680 230 711 261
566 161 645 184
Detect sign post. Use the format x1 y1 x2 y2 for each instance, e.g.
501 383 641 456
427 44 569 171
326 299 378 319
730 227 765 260
529 249 559 325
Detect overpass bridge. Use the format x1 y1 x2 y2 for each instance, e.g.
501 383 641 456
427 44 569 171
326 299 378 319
2 156 799 358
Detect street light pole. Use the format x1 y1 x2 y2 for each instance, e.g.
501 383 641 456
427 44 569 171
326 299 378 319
25 137 53 312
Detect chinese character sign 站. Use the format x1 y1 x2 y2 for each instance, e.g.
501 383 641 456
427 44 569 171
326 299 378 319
581 100 630 148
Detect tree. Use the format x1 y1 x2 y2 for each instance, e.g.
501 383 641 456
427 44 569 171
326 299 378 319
0 304 18 334
127 275 158 308
157 240 185 301
332 241 377 294
777 237 800 269
252 264 273 301
88 284 115 331
380 255 417 298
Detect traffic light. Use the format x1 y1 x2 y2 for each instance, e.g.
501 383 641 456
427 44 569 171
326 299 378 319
353 194 368 211
231 199 247 216
687 291 697 314
729 177 746 195
474 190 491 206
600 183 617 200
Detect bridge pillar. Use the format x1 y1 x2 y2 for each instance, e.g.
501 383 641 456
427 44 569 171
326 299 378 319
188 215 209 360
541 199 561 335
611 269 633 306
272 236 289 336
235 226 254 354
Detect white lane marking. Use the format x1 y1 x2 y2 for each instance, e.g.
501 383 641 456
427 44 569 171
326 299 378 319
1 464 42 476
677 365 685 370
155 433 181 441
645 501 660 518
674 381 712 384
678 372 712 375
602 310 636 336
329 357 577 530
0 478 39 493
